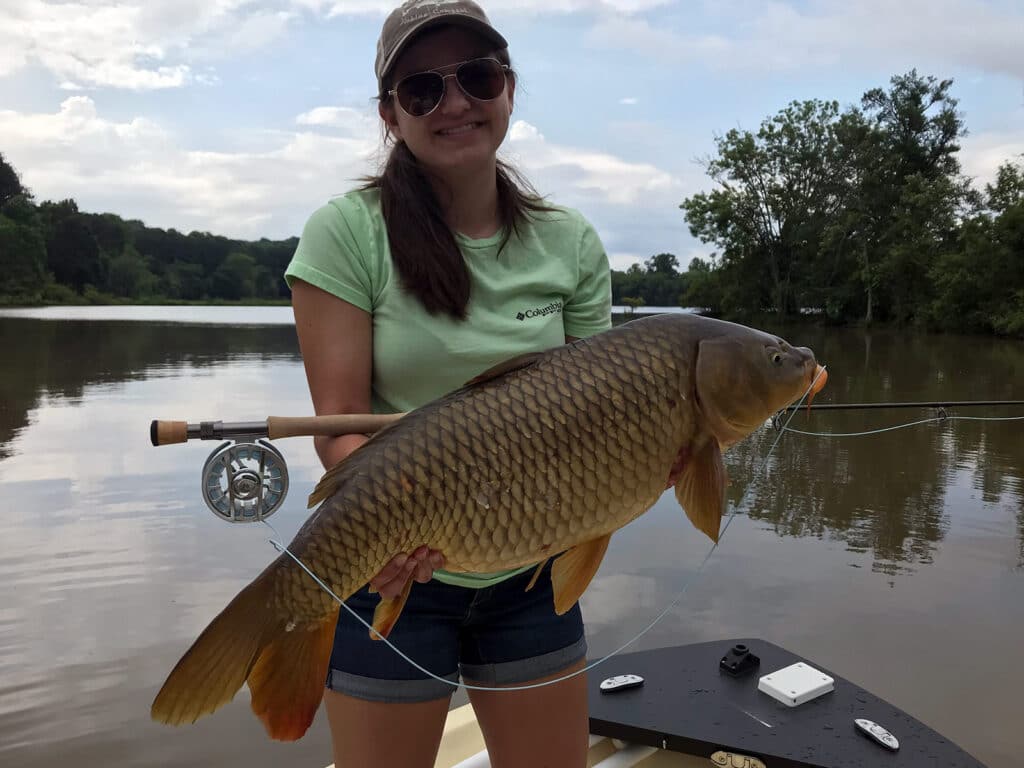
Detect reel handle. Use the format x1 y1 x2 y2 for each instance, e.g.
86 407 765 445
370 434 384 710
266 414 405 439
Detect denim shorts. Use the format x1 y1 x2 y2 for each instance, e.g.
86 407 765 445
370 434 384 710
325 558 587 703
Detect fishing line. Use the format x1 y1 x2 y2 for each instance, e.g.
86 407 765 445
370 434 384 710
781 413 1024 439
262 366 827 693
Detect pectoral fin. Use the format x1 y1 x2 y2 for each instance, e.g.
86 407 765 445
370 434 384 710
525 558 550 592
370 575 414 640
550 534 611 614
674 438 727 543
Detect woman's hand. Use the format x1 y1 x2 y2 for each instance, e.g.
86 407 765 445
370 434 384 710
370 546 445 600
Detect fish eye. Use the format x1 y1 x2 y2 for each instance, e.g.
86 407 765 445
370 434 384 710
771 351 783 366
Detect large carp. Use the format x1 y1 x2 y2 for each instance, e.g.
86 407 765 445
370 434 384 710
151 313 826 740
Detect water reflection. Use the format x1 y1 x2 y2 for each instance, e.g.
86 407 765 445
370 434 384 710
2 315 1022 570
0 310 1022 768
0 313 333 768
723 322 1024 571
1 317 302 460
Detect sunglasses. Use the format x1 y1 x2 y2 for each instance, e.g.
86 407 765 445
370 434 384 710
388 57 510 118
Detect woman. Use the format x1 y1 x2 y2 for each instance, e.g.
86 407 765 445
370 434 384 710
284 1 612 765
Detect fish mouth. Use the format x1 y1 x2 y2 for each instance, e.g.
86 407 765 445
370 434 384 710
805 364 828 409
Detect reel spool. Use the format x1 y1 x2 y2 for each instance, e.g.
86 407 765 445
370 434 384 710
201 439 288 523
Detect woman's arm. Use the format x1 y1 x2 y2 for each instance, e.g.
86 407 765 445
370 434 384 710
291 279 373 468
291 278 442 597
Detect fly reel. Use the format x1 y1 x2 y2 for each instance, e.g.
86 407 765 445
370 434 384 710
201 439 288 523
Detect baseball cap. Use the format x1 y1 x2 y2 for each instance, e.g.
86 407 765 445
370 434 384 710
375 0 508 94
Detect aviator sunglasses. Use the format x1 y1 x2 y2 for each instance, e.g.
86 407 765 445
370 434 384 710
388 57 510 118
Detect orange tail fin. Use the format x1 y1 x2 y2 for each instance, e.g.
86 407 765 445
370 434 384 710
151 570 339 741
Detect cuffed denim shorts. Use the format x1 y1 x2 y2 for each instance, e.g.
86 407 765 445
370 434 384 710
325 558 587 703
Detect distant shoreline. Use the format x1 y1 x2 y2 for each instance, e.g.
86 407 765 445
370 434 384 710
2 303 1010 339
0 299 702 315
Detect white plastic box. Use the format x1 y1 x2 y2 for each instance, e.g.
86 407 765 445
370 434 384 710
758 662 835 707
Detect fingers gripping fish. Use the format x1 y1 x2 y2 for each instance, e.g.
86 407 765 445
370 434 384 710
150 313 827 740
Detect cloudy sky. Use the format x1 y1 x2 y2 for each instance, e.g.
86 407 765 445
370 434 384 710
1 0 1022 271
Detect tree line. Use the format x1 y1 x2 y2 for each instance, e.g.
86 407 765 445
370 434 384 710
0 161 296 305
614 70 1022 337
1 69 1021 335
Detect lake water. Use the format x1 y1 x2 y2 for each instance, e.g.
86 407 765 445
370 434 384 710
1 306 1021 767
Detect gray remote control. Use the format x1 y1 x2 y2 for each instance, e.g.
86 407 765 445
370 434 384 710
854 718 899 750
599 674 644 693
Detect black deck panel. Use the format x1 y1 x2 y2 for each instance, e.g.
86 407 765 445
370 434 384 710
587 638 986 768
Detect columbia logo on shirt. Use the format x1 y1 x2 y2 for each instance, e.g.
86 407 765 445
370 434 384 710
516 301 563 321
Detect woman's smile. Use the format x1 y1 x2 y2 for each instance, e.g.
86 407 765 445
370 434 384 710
436 121 484 137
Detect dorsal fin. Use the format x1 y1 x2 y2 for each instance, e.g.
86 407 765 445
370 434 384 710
464 351 545 387
307 457 350 508
306 417 404 508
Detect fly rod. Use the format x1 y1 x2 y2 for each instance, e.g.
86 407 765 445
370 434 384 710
781 399 1024 412
152 399 1024 447
151 399 1020 523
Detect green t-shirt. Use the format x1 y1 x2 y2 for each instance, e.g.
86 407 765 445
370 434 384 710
284 187 612 587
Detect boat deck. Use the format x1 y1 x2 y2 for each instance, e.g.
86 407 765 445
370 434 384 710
587 638 986 767
337 638 988 767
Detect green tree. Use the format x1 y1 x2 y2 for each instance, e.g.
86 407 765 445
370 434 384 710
681 256 721 312
106 246 157 298
83 212 128 258
981 160 1024 335
611 263 645 304
38 199 105 292
0 154 46 302
0 212 48 300
621 296 644 315
644 253 680 276
211 252 257 299
166 261 207 300
0 152 25 209
681 99 852 317
986 159 1024 215
853 71 970 324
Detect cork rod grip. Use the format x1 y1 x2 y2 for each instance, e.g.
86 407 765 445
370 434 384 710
266 413 406 440
151 420 188 446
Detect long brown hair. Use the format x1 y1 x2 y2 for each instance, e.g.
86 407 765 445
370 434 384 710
362 50 557 320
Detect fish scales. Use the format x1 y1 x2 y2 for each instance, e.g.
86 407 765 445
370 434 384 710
151 313 826 741
279 321 682 608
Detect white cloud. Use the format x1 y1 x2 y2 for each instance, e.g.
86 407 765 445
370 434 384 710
200 9 296 55
506 119 682 206
0 0 687 91
503 119 698 262
619 97 638 106
8 0 1018 96
0 99 689 258
317 0 673 16
608 251 645 271
0 1 294 90
960 130 1024 187
0 2 192 89
0 0 649 96
590 0 1024 79
296 105 380 134
0 96 380 238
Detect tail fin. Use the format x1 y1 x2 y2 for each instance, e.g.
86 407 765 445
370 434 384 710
151 571 339 741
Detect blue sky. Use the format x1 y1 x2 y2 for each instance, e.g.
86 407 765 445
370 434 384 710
1 0 1022 271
